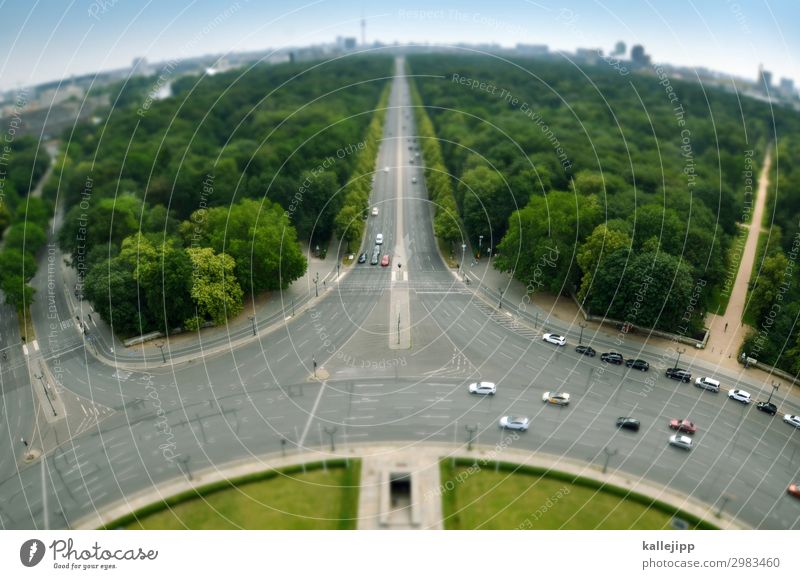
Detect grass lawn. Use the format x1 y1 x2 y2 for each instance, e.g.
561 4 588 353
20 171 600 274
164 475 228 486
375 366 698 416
441 461 711 530
122 461 360 530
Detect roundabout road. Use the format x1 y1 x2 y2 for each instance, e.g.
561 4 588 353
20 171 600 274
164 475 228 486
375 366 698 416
3 58 800 530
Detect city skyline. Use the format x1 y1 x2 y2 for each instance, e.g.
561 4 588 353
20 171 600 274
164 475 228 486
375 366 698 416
0 0 798 93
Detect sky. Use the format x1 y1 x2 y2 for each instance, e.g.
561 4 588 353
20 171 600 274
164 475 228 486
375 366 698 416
0 0 798 92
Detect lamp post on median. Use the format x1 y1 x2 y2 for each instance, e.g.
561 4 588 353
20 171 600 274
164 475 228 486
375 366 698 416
460 243 466 278
767 381 780 404
498 286 504 310
34 373 57 417
478 235 483 258
312 355 317 378
579 322 587 345
602 446 618 474
674 347 686 369
313 272 320 297
157 342 166 363
248 316 256 336
397 314 401 345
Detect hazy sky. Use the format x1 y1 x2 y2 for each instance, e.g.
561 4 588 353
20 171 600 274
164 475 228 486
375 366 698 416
0 0 798 92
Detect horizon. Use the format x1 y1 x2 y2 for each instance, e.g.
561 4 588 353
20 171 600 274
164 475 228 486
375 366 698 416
0 0 798 93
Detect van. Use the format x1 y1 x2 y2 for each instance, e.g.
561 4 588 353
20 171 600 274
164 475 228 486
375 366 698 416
695 376 720 392
375 233 384 245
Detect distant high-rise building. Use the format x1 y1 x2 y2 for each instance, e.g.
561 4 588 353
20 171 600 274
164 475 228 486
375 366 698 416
759 64 772 95
630 44 650 67
613 41 626 56
779 77 795 97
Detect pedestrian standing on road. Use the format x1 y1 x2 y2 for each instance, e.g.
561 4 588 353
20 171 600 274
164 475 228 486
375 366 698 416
21 438 28 447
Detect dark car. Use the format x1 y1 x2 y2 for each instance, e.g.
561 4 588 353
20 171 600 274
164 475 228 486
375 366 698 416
370 247 380 265
357 252 367 264
757 401 778 416
665 368 692 382
575 345 596 357
625 358 650 371
616 417 640 432
600 352 624 365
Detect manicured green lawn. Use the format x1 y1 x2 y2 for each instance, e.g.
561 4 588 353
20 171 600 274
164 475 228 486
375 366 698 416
122 461 360 530
441 461 710 530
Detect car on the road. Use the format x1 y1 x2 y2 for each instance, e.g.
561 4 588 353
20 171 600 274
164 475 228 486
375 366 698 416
384 166 390 172
468 381 496 395
411 177 417 183
783 414 800 428
371 206 379 216
381 254 390 267
542 333 566 346
575 345 596 357
669 434 693 450
370 247 380 265
542 391 570 406
728 389 751 404
375 233 384 245
788 483 800 499
357 252 367 264
665 368 692 382
600 352 624 365
695 377 720 392
616 417 640 432
499 416 530 431
756 401 777 416
625 358 650 371
669 418 697 434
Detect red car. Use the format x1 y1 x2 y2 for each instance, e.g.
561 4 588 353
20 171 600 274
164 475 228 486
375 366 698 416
788 483 800 499
669 419 697 434
381 254 390 267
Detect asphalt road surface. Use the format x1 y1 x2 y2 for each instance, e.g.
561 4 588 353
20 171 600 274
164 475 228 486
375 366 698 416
1 57 799 530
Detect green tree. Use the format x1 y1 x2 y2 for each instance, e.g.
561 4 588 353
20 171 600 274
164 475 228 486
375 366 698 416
185 247 244 327
746 252 789 323
1 275 35 313
576 224 632 302
459 166 515 244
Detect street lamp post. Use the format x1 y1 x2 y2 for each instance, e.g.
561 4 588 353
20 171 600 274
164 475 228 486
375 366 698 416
478 235 483 258
465 425 477 451
314 273 320 297
157 342 166 363
397 314 400 345
498 286 504 310
280 437 287 457
579 322 586 345
767 381 780 404
337 263 340 280
674 347 686 369
248 316 256 336
602 446 618 474
312 355 317 378
460 243 466 278
324 426 337 452
292 298 295 317
34 373 57 417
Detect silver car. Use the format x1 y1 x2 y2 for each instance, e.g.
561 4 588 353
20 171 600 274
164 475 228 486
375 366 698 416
728 389 751 404
783 414 800 428
499 416 530 431
669 434 693 450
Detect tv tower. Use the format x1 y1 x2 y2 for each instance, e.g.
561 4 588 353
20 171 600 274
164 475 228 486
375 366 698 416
361 12 366 46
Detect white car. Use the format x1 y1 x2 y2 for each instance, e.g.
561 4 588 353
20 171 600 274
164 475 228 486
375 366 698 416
384 166 390 173
371 206 379 216
728 389 751 404
783 414 800 428
375 233 383 245
542 391 570 406
542 333 566 346
499 416 530 431
411 177 417 183
669 434 693 450
695 377 720 392
468 381 496 395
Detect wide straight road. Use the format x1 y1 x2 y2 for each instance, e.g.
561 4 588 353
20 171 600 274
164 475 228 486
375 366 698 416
2 57 799 530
